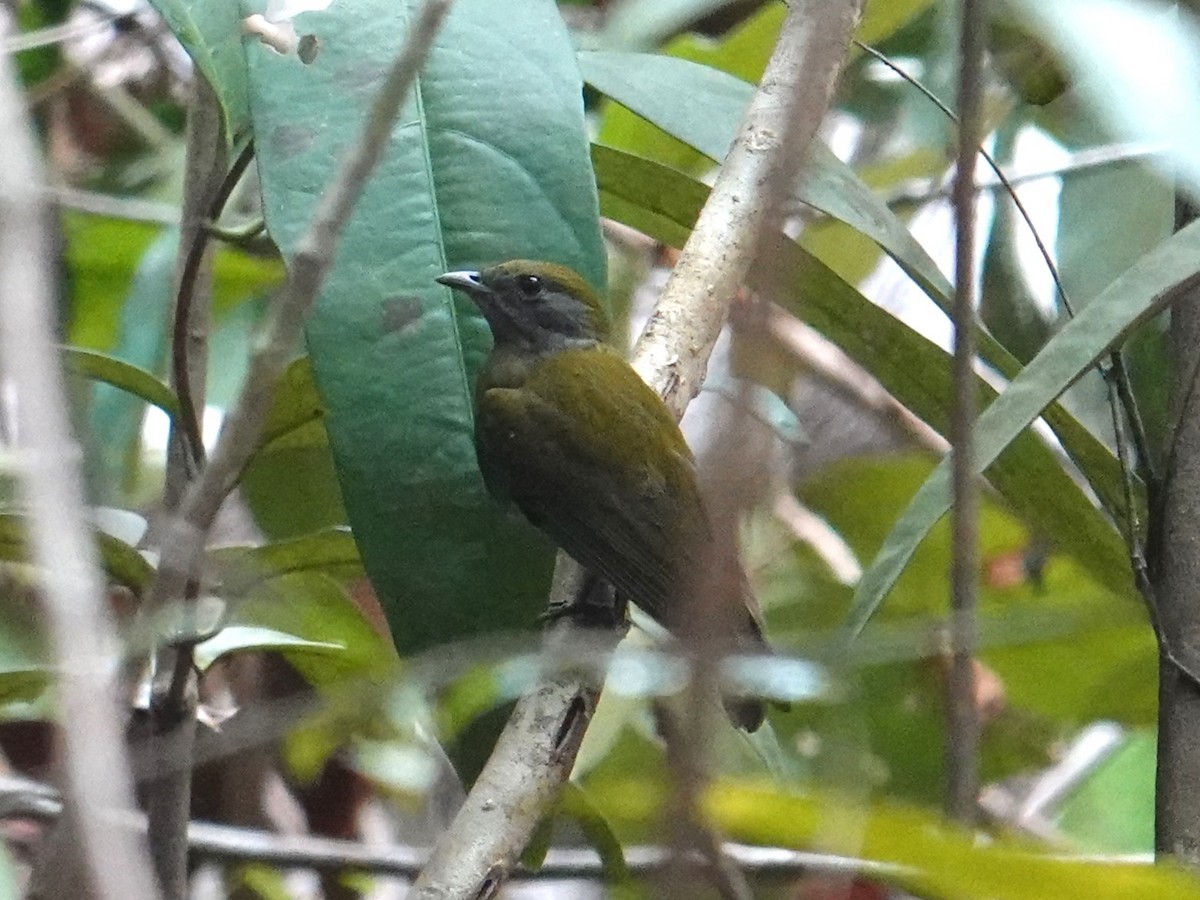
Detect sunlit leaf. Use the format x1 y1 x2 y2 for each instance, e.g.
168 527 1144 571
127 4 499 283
194 625 343 671
226 572 395 688
1054 729 1154 854
255 356 324 454
210 527 362 594
857 0 938 46
707 782 1200 900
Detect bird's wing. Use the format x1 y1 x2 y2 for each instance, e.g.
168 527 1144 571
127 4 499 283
474 347 705 624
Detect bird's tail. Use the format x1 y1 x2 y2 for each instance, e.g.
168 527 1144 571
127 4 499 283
722 604 778 732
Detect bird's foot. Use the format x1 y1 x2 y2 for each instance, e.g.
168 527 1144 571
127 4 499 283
540 574 627 631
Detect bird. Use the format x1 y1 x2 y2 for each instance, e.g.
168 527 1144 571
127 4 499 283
437 260 773 730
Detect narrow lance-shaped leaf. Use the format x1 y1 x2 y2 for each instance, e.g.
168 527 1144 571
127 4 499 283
847 219 1200 636
61 346 180 421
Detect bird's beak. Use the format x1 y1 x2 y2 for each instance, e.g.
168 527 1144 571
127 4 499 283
436 270 491 296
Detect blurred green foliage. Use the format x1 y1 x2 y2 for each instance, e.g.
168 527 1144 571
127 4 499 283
2 0 1198 895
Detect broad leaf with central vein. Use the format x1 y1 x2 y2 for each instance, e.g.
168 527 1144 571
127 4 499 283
244 0 606 651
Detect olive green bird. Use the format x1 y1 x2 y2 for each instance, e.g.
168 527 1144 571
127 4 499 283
437 260 772 731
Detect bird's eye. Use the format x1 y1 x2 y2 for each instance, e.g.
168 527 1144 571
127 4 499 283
516 274 542 297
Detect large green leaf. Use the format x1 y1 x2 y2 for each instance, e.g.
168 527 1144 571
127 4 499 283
848 219 1200 636
244 0 605 651
591 145 1132 597
254 357 324 454
64 214 162 350
146 0 249 144
856 0 939 45
239 419 348 540
580 50 1132 524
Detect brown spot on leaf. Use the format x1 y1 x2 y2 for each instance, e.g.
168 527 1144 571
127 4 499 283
270 123 317 157
382 296 424 335
297 34 320 64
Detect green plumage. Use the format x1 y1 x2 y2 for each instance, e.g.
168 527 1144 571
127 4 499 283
437 260 770 730
476 345 705 626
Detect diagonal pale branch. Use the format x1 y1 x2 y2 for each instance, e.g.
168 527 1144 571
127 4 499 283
631 0 865 413
411 2 864 897
0 49 159 900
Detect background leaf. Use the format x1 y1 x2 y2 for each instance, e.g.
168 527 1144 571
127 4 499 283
145 0 250 143
61 346 179 421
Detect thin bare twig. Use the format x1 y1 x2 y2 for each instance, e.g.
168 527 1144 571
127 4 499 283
0 772 916 883
765 310 948 454
411 2 863 897
141 73 227 900
170 138 257 469
860 40 1160 496
48 185 181 225
883 141 1166 207
945 0 985 826
0 50 159 900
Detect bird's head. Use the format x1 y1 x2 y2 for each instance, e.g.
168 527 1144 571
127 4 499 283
437 260 609 353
